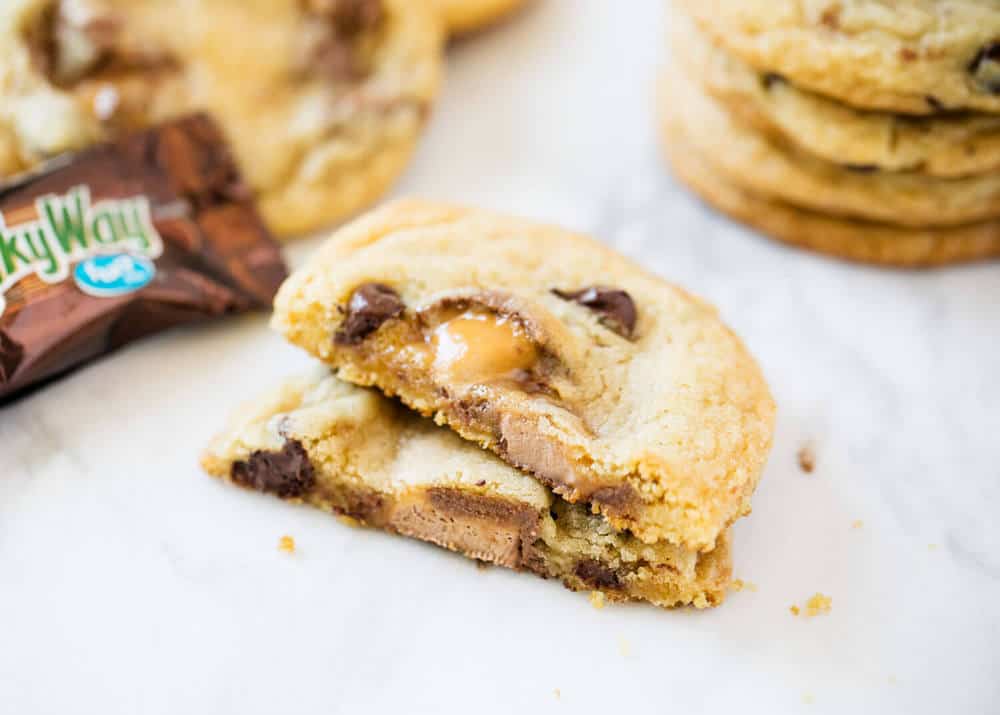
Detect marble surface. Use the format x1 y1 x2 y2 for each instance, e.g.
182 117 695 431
2 2 999 713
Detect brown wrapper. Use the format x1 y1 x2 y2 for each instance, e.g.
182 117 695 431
0 114 288 404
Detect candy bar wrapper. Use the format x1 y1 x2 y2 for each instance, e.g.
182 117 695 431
0 114 288 404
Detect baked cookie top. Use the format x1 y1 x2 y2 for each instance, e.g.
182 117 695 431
272 200 776 550
672 14 1000 178
0 0 442 236
202 369 733 608
677 0 1000 115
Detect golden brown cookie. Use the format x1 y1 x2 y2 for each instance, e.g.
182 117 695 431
203 369 733 608
272 200 775 551
434 0 530 36
660 110 1000 268
0 0 443 239
663 60 1000 229
677 0 1000 115
671 13 1000 178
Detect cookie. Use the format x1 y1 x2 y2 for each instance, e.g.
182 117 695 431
672 13 1000 178
271 200 776 551
0 0 443 238
202 369 733 608
676 0 1000 115
663 61 1000 228
660 114 1000 267
434 0 529 35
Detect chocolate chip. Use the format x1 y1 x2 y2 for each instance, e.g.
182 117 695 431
925 95 946 111
969 42 1000 94
552 286 637 339
844 163 879 173
0 332 24 384
334 282 404 344
305 0 384 81
573 559 622 590
762 72 787 90
231 440 316 498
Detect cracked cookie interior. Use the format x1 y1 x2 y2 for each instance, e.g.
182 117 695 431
202 369 732 608
273 200 775 551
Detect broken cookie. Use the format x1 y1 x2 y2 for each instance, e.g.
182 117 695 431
272 200 775 551
202 369 733 608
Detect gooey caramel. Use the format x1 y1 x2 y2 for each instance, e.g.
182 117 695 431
431 312 538 384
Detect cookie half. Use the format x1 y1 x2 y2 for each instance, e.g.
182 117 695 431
660 116 1000 267
202 370 733 608
662 61 1000 229
272 200 775 551
0 0 443 238
676 0 1000 115
672 13 1000 178
434 0 530 36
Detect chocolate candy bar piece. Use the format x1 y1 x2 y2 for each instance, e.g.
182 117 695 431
0 114 287 404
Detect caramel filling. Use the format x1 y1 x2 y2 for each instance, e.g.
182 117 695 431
431 312 539 385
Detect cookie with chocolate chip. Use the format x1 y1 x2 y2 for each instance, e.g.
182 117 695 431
271 200 775 552
659 94 1000 267
677 0 1000 115
0 0 443 238
673 13 1000 178
433 0 530 36
202 368 734 608
662 59 1000 228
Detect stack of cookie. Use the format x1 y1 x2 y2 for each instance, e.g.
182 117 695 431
661 1 1000 267
0 0 528 240
202 200 776 609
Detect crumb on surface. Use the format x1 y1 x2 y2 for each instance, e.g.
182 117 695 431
336 514 362 528
805 593 832 616
790 593 832 617
852 520 864 529
731 578 758 593
617 636 631 658
797 446 815 473
589 591 606 610
278 535 296 554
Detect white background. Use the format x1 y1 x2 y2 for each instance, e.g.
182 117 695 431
2 2 999 713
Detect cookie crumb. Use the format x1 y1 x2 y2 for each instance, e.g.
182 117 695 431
589 591 606 610
797 446 815 473
617 636 631 657
789 605 801 616
804 593 832 616
731 578 758 593
852 519 864 529
553 688 561 700
336 514 362 528
278 535 296 554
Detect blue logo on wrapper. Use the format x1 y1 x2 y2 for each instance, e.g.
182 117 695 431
73 253 156 298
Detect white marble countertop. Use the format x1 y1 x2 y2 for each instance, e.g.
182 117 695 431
2 2 998 713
